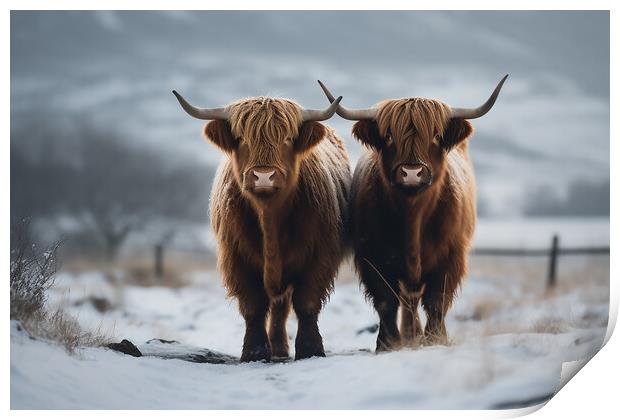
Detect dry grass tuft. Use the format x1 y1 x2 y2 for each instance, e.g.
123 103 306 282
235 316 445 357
422 330 454 347
531 317 568 335
19 308 111 353
470 298 503 321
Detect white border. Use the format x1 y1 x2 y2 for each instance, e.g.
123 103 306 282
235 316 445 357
3 1 616 419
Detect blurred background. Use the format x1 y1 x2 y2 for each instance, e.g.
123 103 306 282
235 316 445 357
11 11 609 282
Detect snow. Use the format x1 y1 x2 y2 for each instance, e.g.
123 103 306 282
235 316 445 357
473 217 609 248
11 257 608 409
10 322 603 409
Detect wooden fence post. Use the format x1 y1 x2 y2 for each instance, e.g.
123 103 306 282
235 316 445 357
155 244 164 279
547 234 559 290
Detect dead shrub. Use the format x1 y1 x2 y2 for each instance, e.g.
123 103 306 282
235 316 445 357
10 222 59 321
11 221 111 353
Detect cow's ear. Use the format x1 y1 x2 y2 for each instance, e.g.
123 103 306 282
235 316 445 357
440 118 473 151
204 120 238 152
352 120 384 151
295 121 327 154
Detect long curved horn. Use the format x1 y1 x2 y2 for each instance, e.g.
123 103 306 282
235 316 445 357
449 75 509 119
172 90 230 120
318 80 377 120
300 95 343 121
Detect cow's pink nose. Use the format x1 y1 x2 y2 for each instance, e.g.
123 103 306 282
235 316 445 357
253 169 275 188
244 166 283 195
394 164 430 187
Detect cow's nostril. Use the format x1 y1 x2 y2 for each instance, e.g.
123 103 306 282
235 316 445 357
253 170 276 188
401 165 425 185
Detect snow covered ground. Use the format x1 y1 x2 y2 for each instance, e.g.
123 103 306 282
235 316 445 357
472 217 609 248
11 251 609 409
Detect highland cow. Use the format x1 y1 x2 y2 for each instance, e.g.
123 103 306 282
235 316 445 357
173 91 351 361
319 76 507 351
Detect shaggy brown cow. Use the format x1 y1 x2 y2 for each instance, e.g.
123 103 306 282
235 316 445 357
173 91 351 361
319 76 507 351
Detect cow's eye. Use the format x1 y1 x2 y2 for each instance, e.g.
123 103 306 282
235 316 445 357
284 138 293 147
385 133 393 146
432 135 441 147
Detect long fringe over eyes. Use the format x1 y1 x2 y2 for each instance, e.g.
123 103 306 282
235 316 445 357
376 98 451 157
228 97 302 170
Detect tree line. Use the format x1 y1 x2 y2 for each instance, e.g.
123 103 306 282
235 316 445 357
11 116 214 261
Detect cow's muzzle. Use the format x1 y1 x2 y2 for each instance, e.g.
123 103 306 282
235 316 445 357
393 163 432 192
244 166 283 197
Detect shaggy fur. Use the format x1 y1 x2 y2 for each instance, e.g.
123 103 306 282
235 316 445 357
349 97 476 351
207 97 351 362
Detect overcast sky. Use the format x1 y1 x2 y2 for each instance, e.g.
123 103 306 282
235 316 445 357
11 11 609 216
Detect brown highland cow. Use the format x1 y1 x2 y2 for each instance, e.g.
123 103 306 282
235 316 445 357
173 91 351 361
319 76 507 351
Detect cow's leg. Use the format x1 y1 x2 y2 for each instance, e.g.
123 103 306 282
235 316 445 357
268 291 291 359
421 254 465 346
233 269 271 362
374 295 401 352
292 281 328 360
358 257 401 352
399 214 425 347
421 286 448 345
240 297 271 362
399 256 424 347
400 293 423 347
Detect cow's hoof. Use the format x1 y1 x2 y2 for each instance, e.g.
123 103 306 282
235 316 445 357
375 344 393 353
268 333 289 359
375 337 402 353
240 343 271 363
270 347 289 359
294 344 326 360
